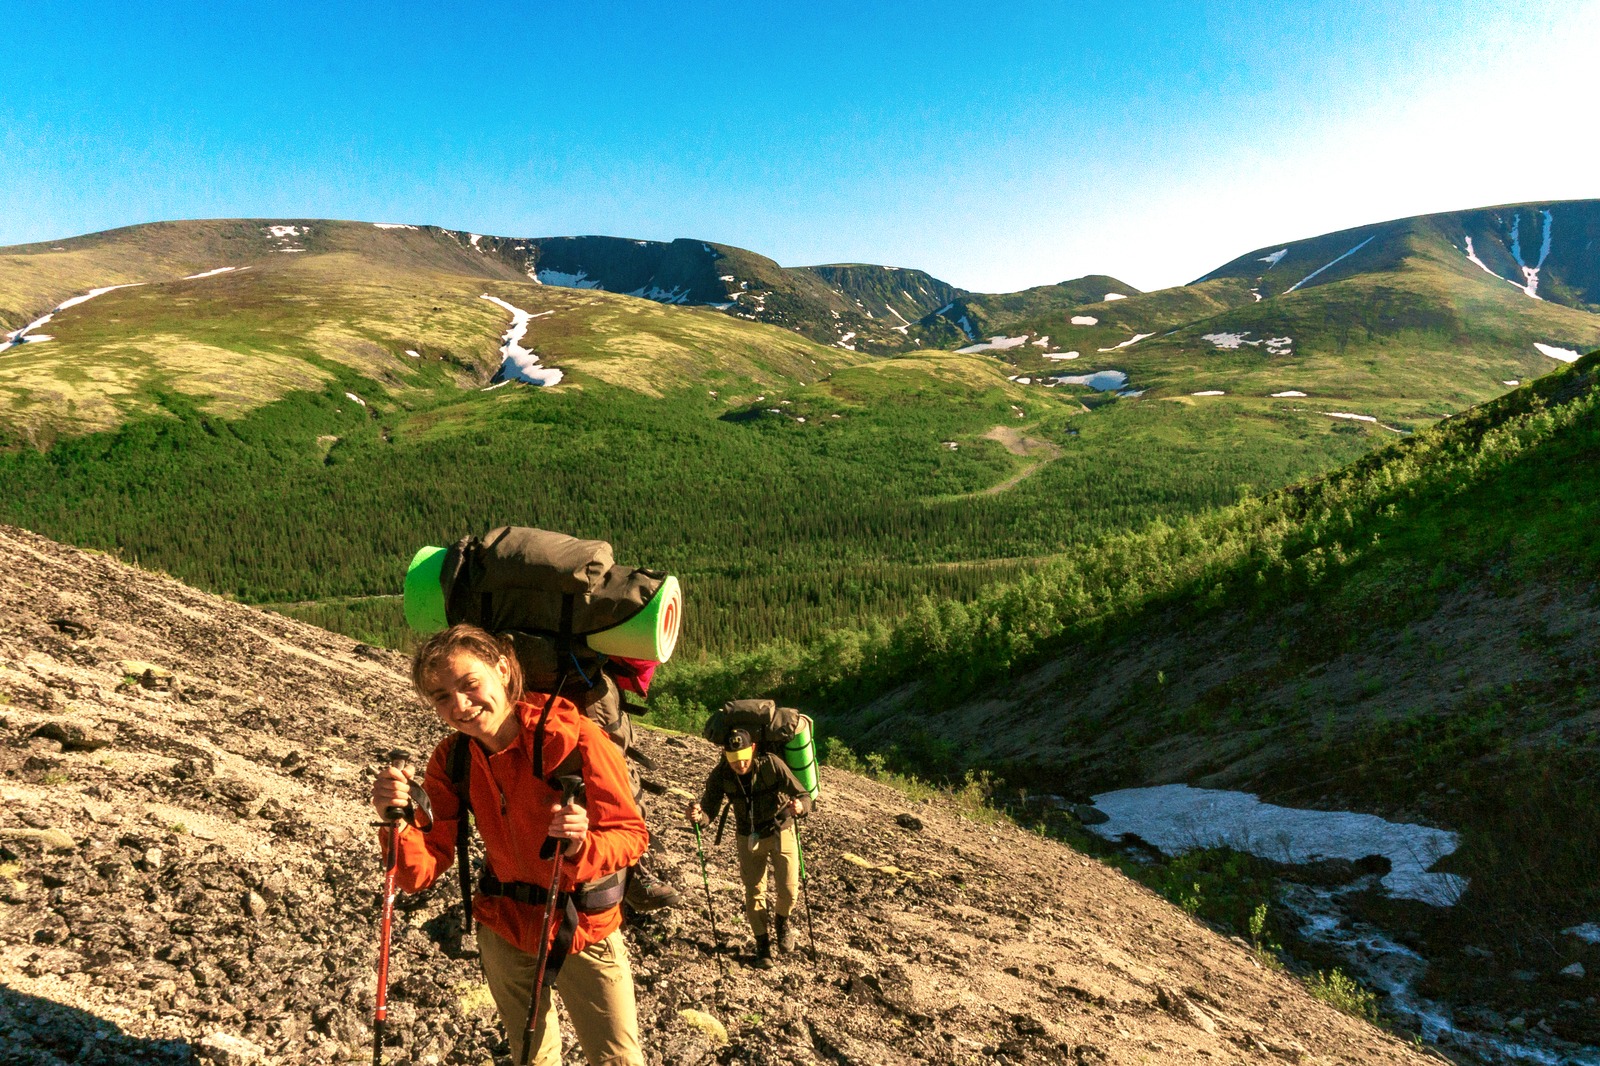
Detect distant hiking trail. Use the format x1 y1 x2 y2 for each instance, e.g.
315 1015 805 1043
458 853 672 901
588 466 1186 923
979 424 1062 496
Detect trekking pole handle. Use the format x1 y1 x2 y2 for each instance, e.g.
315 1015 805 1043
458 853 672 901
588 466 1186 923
382 750 412 823
539 775 585 860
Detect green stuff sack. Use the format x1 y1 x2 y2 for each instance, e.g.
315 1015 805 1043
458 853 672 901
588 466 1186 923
404 546 450 633
784 714 819 800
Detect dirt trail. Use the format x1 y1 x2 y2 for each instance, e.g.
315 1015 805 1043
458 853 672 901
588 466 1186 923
0 524 1436 1066
973 425 1062 496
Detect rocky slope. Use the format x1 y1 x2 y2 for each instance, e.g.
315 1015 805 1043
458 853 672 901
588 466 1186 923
0 524 1438 1066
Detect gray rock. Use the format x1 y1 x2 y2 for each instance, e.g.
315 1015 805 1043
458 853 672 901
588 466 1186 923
198 1031 266 1064
1072 805 1110 826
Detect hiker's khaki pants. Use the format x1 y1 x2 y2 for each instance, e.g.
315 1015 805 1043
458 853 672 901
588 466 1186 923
479 925 643 1066
735 824 798 938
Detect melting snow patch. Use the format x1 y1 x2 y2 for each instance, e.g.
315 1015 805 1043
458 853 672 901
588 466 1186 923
183 266 240 280
373 223 417 230
1053 370 1129 391
1534 342 1582 363
1272 390 1307 397
267 225 302 238
537 269 604 290
1462 235 1502 280
1285 234 1376 294
1259 248 1288 267
1087 784 1466 905
1097 333 1153 352
957 335 1030 354
1103 293 1126 301
627 285 691 303
481 294 563 386
1192 390 1225 396
469 234 482 247
405 350 421 358
1325 412 1378 423
1043 352 1081 360
1016 377 1031 385
4 283 144 348
344 392 366 406
1202 332 1249 349
1032 336 1049 347
1502 379 1520 386
1070 315 1099 326
1263 337 1293 355
1564 923 1600 944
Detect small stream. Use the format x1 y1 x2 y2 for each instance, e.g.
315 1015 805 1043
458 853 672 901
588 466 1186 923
1081 785 1600 1065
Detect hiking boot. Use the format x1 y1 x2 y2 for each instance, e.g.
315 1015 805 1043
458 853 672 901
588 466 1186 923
754 935 774 969
774 915 796 953
624 861 679 913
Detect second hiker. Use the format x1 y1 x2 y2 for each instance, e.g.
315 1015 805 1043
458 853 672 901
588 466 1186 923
685 727 813 967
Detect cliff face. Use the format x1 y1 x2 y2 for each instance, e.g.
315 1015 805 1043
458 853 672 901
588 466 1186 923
0 524 1432 1066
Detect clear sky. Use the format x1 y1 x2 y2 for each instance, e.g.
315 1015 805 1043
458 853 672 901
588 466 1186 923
3 0 1596 293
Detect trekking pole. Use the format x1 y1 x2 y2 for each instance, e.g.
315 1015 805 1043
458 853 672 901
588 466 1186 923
371 750 412 1066
691 814 727 975
520 775 584 1066
795 828 819 965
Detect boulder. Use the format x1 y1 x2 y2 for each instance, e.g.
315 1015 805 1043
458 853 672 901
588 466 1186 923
198 1031 266 1065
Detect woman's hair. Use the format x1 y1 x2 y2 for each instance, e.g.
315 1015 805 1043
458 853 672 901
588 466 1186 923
410 624 524 705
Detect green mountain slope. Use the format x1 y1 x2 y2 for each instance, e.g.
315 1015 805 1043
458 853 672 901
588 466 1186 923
958 200 1600 438
661 351 1600 1020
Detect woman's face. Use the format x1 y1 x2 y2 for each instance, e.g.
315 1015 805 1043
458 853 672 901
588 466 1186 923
423 651 517 748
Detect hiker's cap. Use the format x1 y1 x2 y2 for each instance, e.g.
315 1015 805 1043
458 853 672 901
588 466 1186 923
724 728 755 763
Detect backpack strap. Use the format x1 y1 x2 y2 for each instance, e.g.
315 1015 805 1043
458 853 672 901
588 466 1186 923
449 733 475 935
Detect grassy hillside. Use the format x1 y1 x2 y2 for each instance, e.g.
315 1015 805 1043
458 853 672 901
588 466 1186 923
0 219 861 440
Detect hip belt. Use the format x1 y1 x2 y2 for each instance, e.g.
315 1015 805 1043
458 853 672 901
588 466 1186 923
477 869 627 914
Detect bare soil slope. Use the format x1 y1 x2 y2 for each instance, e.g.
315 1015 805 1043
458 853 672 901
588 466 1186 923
0 525 1435 1066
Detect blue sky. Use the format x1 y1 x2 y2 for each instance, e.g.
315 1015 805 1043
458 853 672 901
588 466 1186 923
3 0 1596 292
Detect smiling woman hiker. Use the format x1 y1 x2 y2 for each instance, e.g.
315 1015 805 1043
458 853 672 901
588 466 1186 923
372 624 647 1066
686 725 813 968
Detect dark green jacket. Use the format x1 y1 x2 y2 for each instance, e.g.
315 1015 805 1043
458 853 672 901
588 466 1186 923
700 754 811 838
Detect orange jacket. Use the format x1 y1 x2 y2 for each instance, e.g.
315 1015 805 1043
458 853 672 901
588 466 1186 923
390 696 649 955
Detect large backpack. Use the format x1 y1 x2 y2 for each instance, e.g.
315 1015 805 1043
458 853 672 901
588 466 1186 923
438 526 674 684
703 699 820 801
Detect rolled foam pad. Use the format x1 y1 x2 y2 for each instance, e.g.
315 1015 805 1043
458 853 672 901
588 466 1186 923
587 575 682 663
403 546 449 634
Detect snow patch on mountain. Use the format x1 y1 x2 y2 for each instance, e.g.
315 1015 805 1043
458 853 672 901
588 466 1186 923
1202 332 1249 349
3 283 145 350
1534 342 1582 363
626 285 691 304
1104 293 1127 301
1097 333 1153 352
538 269 604 290
1192 391 1225 396
1087 784 1465 905
1272 390 1307 397
372 223 417 230
1259 248 1288 267
1285 234 1376 294
1462 236 1502 279
1070 315 1099 326
1508 210 1555 299
183 267 241 280
480 294 563 386
957 336 1030 354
